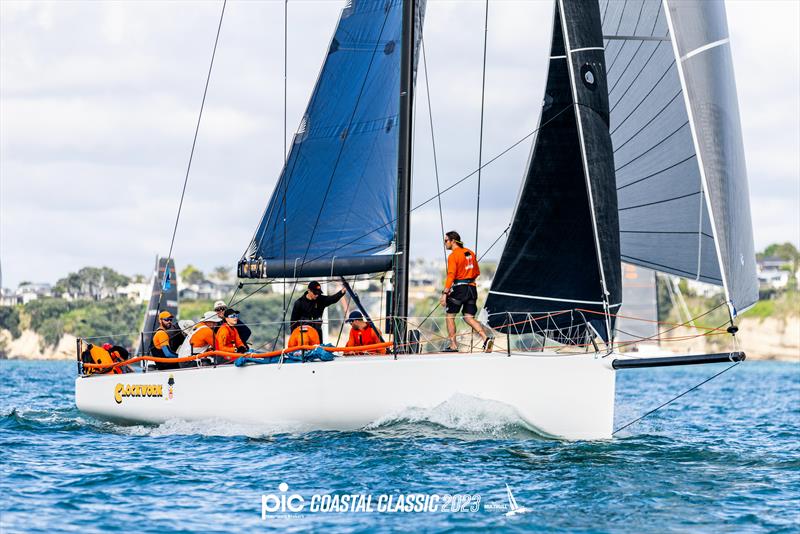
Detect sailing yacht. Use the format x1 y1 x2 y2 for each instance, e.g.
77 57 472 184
75 0 757 440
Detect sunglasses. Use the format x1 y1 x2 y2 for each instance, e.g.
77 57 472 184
214 307 226 312
227 314 239 319
162 317 174 322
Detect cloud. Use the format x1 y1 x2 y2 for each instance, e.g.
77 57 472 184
1 0 798 288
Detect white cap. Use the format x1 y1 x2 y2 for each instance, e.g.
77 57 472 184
213 300 227 310
202 311 223 323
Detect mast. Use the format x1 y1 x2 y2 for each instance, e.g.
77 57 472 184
393 0 415 344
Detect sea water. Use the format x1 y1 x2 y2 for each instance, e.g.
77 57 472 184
1 359 798 533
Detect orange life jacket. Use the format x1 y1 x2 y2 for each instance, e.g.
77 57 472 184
82 345 122 375
346 327 385 354
287 325 321 349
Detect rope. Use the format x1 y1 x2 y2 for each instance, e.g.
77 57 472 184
154 0 226 326
420 37 447 265
474 0 489 256
281 0 289 351
612 360 741 435
477 223 510 262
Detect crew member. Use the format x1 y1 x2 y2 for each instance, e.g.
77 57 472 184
214 300 252 345
151 311 185 369
215 308 247 357
102 342 133 373
439 231 492 352
287 324 321 350
345 310 384 355
190 311 221 353
289 281 346 340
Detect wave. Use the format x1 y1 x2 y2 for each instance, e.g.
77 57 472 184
2 395 544 441
119 418 308 439
365 394 545 440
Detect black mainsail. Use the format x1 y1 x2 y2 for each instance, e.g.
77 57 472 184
485 0 621 343
600 0 758 317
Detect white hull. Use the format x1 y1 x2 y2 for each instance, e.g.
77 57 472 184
75 352 617 440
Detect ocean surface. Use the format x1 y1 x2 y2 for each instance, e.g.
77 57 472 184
1 359 798 533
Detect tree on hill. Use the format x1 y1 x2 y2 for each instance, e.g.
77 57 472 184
0 307 21 338
53 267 130 300
180 265 205 286
213 266 232 283
757 242 799 267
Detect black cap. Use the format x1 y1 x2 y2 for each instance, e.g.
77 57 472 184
223 308 240 318
347 310 365 323
308 281 323 295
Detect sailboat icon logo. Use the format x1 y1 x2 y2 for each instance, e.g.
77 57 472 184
504 484 529 517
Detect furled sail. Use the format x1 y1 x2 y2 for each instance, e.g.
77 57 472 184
600 0 758 316
241 0 425 279
486 0 622 343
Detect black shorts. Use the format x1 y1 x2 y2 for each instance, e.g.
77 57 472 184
446 285 478 316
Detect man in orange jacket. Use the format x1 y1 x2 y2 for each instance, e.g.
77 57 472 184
215 308 246 358
345 311 384 355
439 231 492 352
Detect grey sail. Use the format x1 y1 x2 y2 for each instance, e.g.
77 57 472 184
600 0 758 316
485 0 621 343
617 263 659 343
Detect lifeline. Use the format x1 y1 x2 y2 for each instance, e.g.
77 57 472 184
114 383 163 404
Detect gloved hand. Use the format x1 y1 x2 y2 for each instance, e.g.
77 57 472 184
236 346 247 354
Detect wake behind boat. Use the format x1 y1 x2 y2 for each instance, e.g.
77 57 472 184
75 0 757 440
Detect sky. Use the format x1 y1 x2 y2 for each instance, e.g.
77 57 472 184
1 0 798 288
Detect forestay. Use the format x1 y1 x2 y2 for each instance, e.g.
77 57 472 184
242 0 425 279
600 0 757 316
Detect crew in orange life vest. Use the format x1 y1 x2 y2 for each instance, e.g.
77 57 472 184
151 311 184 370
345 310 384 355
439 230 492 353
287 324 321 349
102 343 133 373
216 308 247 355
190 311 221 353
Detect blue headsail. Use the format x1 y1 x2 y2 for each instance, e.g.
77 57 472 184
242 0 424 279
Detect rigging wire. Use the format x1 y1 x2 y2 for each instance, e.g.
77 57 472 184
420 36 447 265
270 104 576 281
612 360 742 435
281 0 289 346
152 0 226 333
474 0 489 256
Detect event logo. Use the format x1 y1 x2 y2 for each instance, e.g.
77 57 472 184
261 483 482 519
484 484 529 516
262 483 305 519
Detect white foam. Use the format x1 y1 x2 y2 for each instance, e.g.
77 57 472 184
120 417 308 438
366 394 537 437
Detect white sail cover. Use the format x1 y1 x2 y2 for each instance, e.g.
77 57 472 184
599 0 757 316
